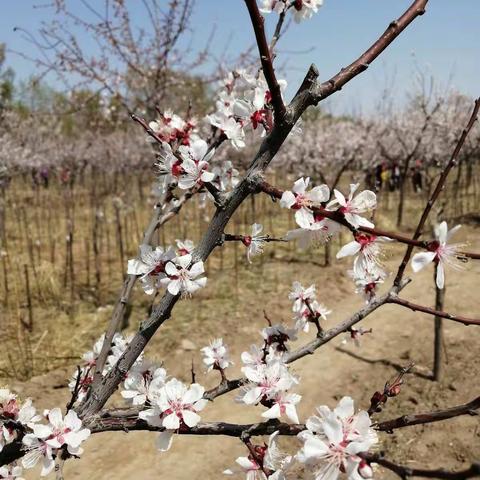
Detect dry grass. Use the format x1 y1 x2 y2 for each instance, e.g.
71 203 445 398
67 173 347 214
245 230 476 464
1 169 479 380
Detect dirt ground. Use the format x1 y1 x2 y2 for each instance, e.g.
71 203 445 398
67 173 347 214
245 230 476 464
6 225 480 480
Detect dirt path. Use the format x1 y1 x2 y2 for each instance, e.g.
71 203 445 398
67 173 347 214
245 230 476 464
11 240 480 479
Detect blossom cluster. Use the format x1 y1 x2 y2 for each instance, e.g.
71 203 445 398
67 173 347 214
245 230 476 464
232 281 331 426
296 396 378 480
224 430 292 480
148 109 197 148
289 281 331 333
201 338 233 373
155 138 216 194
147 105 242 201
207 69 287 149
127 239 206 296
1 325 381 480
73 333 211 454
0 389 90 478
224 397 378 480
280 179 386 302
68 331 146 403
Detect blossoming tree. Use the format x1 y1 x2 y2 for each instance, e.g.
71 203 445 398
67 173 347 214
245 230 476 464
1 1 480 479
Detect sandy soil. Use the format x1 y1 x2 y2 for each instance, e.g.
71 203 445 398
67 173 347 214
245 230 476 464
7 229 480 480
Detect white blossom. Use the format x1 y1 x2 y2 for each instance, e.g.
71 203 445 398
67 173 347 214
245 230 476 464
244 223 268 263
262 391 302 424
337 234 389 266
159 254 207 296
22 409 89 476
21 436 55 477
209 114 246 149
348 263 387 303
259 0 286 15
297 396 378 480
294 300 331 333
327 184 376 229
224 431 292 479
0 464 24 479
176 139 216 189
289 281 316 313
121 366 167 406
292 0 324 23
201 338 233 372
155 141 183 186
241 344 266 368
30 408 90 454
139 379 208 452
239 359 300 422
127 244 175 295
280 178 330 229
176 239 195 256
259 0 323 23
411 221 465 289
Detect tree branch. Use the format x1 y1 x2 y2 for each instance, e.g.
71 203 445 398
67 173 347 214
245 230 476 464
205 280 410 401
363 453 480 480
91 186 199 389
76 0 431 421
388 296 480 327
257 181 479 259
244 0 287 121
311 0 429 103
394 98 480 286
375 396 480 432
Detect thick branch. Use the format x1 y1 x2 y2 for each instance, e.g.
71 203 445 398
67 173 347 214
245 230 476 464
86 395 480 437
76 0 430 421
92 187 198 387
364 454 480 480
4 393 478 467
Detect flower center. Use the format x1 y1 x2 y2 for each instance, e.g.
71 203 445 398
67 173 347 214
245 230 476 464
355 233 376 248
171 161 184 177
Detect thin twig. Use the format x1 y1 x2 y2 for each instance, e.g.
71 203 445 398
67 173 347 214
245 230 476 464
244 0 287 121
311 0 429 103
389 296 480 327
375 396 480 432
394 98 480 286
257 181 479 259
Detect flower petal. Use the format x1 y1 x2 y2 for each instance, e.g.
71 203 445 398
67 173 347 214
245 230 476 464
411 251 436 272
436 262 445 289
156 431 174 452
336 241 361 259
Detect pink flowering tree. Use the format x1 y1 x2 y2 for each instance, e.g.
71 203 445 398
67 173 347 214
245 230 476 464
2 1 480 480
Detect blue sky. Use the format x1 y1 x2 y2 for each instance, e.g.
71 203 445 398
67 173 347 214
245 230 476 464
1 0 479 114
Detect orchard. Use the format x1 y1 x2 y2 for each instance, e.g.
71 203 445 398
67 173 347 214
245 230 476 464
0 1 479 479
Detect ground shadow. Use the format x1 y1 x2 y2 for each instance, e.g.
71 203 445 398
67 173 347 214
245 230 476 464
335 346 432 380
